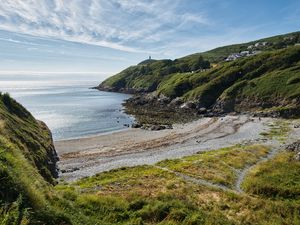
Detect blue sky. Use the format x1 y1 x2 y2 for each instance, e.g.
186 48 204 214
0 0 299 78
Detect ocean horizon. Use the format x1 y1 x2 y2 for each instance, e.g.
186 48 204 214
0 74 134 141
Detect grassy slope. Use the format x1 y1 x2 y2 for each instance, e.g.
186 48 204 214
0 93 70 224
195 31 300 63
178 46 300 109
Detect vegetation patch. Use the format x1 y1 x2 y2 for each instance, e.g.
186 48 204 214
157 145 270 188
242 151 300 199
260 119 291 142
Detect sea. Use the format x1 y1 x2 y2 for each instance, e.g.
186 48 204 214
0 74 134 141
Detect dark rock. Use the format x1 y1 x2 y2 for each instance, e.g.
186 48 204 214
213 98 235 113
165 124 173 129
286 140 300 153
61 167 79 174
169 97 183 107
294 124 300 128
132 123 142 128
150 125 166 131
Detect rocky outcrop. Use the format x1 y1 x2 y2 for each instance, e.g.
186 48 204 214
286 140 300 161
213 98 235 113
286 140 300 152
95 85 141 94
38 121 60 179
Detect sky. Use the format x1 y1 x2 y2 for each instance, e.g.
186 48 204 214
0 0 300 78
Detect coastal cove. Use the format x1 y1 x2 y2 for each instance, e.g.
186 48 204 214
0 74 134 140
2 2 300 224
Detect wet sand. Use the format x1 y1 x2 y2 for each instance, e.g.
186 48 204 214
55 115 272 181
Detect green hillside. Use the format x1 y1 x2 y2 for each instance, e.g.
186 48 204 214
98 32 300 117
158 47 300 111
99 56 210 93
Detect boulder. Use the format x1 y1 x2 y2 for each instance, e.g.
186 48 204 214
169 97 183 107
180 101 196 109
198 107 207 114
158 94 171 104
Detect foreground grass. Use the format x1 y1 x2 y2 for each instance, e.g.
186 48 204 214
2 142 300 224
242 151 300 199
48 144 299 225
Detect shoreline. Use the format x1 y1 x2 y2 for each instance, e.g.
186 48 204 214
55 115 275 181
54 126 132 142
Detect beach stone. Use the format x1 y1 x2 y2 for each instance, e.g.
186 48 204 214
180 101 196 109
198 107 207 114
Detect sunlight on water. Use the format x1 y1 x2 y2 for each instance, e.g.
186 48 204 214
0 74 133 140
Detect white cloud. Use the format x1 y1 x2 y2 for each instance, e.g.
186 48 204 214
0 0 209 53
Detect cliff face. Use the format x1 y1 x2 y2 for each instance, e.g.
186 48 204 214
0 93 59 184
0 93 66 224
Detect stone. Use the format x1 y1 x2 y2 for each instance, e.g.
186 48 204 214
198 107 207 114
132 123 142 128
169 97 183 107
180 101 196 109
165 124 173 129
150 125 166 131
61 167 79 174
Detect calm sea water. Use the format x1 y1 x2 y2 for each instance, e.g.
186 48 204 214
0 74 134 141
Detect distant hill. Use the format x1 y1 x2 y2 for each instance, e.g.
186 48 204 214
98 56 210 93
97 31 300 117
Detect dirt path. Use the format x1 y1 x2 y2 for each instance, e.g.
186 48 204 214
235 144 281 193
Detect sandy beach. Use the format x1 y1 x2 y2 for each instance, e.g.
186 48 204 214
55 115 276 181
